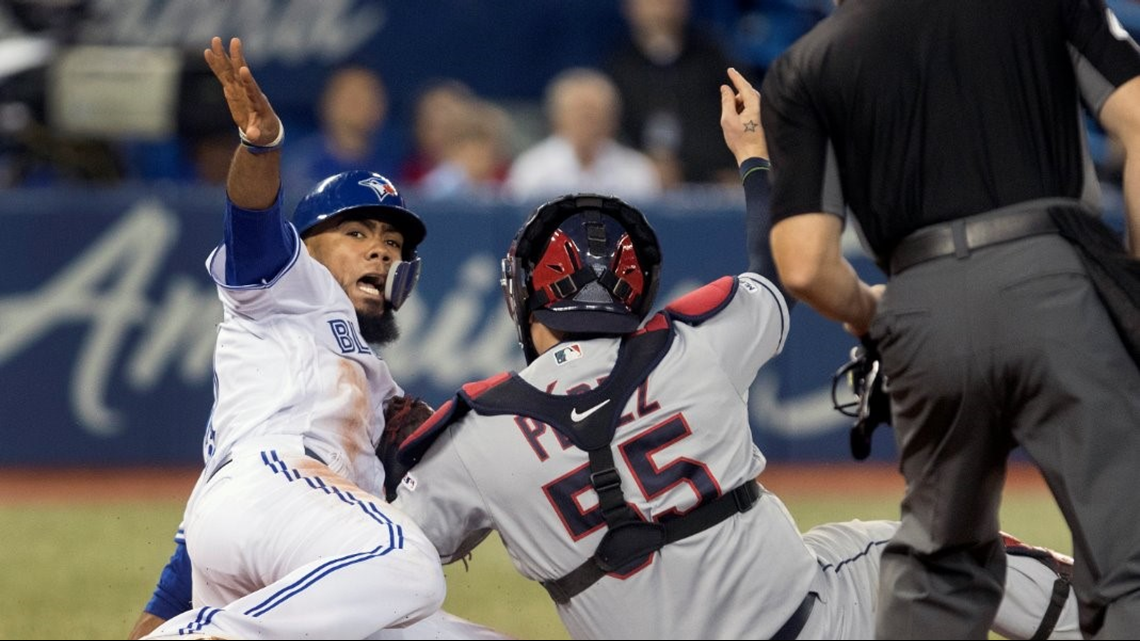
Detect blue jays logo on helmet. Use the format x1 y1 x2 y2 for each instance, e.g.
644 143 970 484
292 170 426 260
357 175 399 201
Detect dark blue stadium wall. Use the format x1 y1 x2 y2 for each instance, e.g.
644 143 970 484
0 184 903 465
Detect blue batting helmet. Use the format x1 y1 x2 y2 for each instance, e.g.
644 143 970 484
292 170 426 261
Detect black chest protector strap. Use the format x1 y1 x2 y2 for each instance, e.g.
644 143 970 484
543 481 761 604
465 325 760 604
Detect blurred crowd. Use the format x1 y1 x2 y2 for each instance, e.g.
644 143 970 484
1 0 1135 197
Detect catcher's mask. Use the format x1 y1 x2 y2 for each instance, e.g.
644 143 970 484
292 170 426 310
831 340 891 460
501 194 662 363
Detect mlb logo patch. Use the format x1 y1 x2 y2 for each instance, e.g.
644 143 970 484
554 344 583 365
400 473 418 492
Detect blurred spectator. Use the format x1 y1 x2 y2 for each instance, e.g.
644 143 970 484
175 51 237 184
505 67 659 201
0 0 125 186
419 99 512 199
400 79 478 187
1 115 125 186
283 65 400 187
606 0 739 187
115 49 236 185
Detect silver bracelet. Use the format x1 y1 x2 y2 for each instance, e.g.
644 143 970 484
238 119 284 155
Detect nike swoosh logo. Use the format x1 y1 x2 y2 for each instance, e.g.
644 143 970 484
570 399 611 422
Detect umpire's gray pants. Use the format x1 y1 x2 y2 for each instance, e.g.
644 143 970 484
870 233 1140 639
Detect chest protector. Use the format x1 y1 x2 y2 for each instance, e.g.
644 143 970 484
400 309 760 604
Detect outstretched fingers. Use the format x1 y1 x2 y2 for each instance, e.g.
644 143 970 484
719 84 738 120
228 37 247 72
201 36 279 145
226 38 259 109
203 36 234 83
719 68 768 163
727 67 760 115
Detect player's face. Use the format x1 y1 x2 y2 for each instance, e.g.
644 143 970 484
304 216 405 322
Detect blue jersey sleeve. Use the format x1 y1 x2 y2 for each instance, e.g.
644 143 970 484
143 540 193 620
223 188 297 286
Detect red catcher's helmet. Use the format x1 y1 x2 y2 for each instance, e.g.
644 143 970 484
501 194 662 363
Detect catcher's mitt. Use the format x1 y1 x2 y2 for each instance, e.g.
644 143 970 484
377 395 434 501
831 337 891 460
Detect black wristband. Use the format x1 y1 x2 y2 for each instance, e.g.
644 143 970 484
739 157 771 183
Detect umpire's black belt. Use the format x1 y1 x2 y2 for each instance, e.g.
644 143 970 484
889 206 1059 276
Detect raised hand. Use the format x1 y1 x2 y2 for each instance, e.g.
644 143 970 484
719 67 768 166
203 37 281 147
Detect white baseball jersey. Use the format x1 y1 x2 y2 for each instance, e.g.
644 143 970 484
145 204 444 640
201 229 397 497
393 273 1080 640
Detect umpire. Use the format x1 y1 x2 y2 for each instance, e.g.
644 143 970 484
759 0 1140 638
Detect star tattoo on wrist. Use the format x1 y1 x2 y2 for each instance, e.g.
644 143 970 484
744 120 758 132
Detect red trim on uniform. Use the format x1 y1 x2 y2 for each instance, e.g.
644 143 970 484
633 313 668 335
665 276 735 317
461 371 512 399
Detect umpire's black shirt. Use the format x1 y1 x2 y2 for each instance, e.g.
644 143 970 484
760 0 1140 259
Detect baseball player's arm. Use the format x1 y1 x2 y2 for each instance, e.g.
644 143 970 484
718 68 797 310
127 539 193 639
127 613 165 641
204 36 281 209
753 61 881 337
202 36 297 288
391 428 494 564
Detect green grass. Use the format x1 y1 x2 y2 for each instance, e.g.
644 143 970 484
0 490 1069 640
0 502 186 640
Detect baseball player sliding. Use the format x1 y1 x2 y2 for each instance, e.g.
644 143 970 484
385 69 1081 639
138 37 448 640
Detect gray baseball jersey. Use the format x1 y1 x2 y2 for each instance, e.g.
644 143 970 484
394 273 820 638
393 271 1081 640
